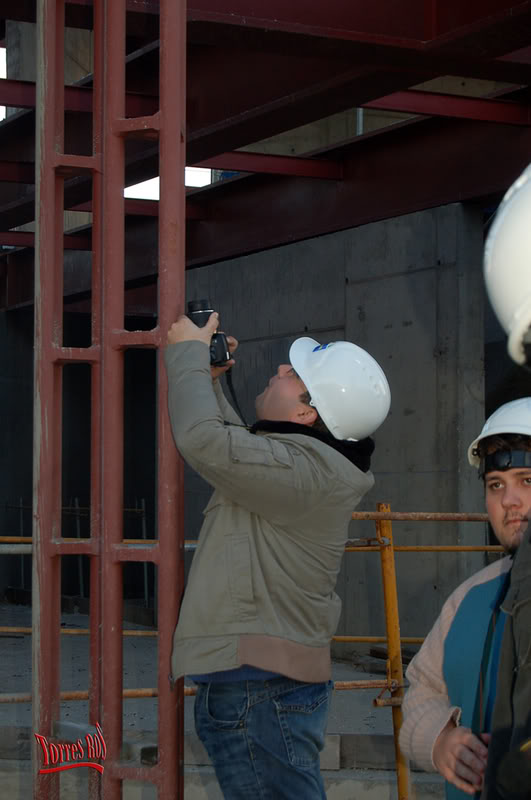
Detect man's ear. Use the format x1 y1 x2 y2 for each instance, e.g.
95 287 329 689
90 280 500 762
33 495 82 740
294 404 318 427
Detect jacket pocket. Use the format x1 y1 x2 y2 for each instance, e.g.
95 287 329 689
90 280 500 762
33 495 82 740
226 533 257 622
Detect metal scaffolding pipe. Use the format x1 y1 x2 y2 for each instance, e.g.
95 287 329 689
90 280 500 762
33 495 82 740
352 511 489 521
0 545 32 555
377 503 409 800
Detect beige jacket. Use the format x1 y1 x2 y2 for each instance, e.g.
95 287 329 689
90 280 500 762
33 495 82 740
164 341 374 682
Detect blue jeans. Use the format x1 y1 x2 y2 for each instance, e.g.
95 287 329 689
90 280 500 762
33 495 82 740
194 677 333 799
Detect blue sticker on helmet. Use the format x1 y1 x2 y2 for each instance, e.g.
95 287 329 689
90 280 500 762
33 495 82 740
312 343 334 352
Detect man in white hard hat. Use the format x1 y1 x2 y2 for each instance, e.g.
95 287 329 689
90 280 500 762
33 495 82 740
480 164 531 800
164 311 390 799
399 407 531 799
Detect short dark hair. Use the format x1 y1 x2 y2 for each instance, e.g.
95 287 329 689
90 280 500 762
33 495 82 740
475 433 531 479
299 390 330 435
474 433 531 460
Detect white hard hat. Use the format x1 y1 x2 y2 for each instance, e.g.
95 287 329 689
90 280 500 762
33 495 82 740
484 162 531 365
467 397 531 468
289 337 391 441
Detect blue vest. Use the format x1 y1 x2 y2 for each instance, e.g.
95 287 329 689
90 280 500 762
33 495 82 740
442 572 508 800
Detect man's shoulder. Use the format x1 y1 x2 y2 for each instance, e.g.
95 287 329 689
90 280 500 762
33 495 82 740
264 428 375 491
446 556 512 612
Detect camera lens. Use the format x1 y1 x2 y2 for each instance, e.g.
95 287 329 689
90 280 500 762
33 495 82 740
187 299 212 314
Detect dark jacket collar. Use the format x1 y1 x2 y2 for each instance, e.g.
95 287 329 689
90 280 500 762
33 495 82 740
250 419 375 473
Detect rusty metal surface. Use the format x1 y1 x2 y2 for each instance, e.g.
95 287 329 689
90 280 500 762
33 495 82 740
155 0 186 795
376 504 409 800
352 511 490 521
32 1 66 797
94 2 127 797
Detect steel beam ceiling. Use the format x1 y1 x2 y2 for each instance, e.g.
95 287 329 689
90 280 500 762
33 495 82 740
0 0 531 310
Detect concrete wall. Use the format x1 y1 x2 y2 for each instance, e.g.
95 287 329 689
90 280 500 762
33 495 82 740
185 202 487 643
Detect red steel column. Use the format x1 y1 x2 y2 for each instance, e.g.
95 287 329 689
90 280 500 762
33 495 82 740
33 2 65 798
89 2 105 798
34 1 186 796
95 1 127 798
157 0 186 795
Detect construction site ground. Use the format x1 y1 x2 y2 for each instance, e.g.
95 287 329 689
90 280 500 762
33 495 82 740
0 602 443 798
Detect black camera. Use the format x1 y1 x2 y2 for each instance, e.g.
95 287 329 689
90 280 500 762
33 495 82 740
187 299 231 366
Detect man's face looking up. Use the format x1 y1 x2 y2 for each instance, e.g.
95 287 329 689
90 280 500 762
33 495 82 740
255 364 316 426
485 466 531 554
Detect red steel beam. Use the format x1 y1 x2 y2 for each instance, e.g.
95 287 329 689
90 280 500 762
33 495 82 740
430 0 531 45
0 160 35 183
0 34 530 232
187 0 426 44
1 74 530 135
0 0 160 37
363 89 531 125
73 198 160 216
0 231 91 249
8 0 529 46
3 0 531 69
5 109 531 311
185 63 431 164
195 151 343 179
0 0 426 42
1 81 529 204
185 115 531 266
0 78 158 116
0 149 341 184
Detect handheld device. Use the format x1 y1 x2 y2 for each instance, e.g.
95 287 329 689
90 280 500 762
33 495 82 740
187 299 231 366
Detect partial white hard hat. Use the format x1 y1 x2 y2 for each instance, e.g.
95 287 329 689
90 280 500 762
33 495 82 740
484 163 531 365
289 337 391 441
467 397 531 467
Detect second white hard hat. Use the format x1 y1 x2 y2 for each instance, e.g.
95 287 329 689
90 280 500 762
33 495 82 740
484 162 531 365
467 397 531 468
289 337 391 441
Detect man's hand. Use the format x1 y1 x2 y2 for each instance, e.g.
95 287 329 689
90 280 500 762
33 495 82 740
167 314 239 380
167 312 219 348
211 335 238 381
433 721 490 795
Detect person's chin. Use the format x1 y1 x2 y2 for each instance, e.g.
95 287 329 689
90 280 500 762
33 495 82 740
504 528 525 556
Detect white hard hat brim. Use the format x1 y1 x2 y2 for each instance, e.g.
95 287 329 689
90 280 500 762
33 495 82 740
289 337 320 381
